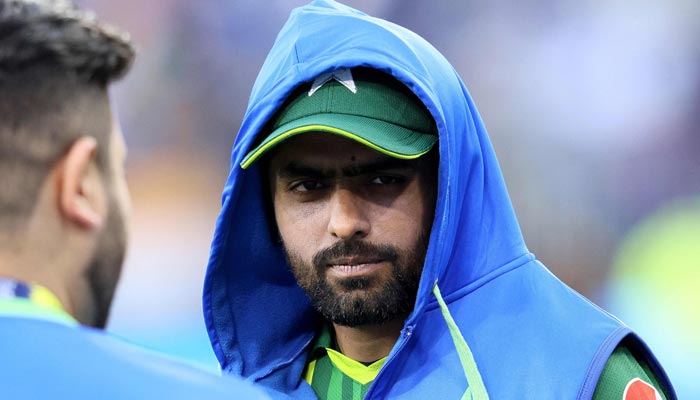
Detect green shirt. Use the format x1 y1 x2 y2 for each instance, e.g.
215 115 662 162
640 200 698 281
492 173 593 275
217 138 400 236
305 326 668 400
305 326 385 400
593 342 668 400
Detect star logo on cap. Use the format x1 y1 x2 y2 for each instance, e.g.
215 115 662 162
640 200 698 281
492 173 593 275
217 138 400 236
623 378 663 400
308 68 357 96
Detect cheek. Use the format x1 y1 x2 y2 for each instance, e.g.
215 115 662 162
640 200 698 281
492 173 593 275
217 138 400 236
116 177 131 220
420 183 437 234
107 168 131 232
274 197 326 256
379 188 431 236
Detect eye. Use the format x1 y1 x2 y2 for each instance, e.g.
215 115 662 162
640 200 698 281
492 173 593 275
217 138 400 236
369 176 404 185
290 180 326 192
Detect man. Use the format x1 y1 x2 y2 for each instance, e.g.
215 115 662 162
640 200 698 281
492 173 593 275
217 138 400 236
203 1 676 399
0 1 268 398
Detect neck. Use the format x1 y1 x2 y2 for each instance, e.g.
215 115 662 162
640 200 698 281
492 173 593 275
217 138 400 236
0 255 72 313
332 318 405 363
0 229 85 325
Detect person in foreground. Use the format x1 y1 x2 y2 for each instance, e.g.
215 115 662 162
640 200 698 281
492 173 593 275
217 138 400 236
203 1 676 399
0 0 268 398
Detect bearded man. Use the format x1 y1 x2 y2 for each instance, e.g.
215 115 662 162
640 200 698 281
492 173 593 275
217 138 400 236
203 1 676 399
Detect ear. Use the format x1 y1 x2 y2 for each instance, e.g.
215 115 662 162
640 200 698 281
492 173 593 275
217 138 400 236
58 136 106 230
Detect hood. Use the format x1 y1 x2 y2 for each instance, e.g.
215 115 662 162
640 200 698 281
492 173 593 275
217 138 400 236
203 0 528 383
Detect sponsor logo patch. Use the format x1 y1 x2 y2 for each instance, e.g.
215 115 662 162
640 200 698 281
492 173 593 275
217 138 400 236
623 378 662 400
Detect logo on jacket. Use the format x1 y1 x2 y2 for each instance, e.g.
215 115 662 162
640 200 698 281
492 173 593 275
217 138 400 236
309 68 357 96
623 378 662 400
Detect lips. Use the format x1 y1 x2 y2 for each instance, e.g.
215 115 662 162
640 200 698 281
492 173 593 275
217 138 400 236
326 257 384 268
312 240 398 277
326 258 388 279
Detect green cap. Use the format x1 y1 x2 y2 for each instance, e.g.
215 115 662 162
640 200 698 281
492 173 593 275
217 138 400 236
240 68 438 169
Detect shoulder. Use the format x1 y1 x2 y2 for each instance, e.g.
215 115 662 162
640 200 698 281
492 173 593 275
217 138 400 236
0 316 269 399
593 341 670 400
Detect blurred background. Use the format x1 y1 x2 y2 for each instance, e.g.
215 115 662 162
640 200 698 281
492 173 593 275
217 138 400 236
77 0 699 397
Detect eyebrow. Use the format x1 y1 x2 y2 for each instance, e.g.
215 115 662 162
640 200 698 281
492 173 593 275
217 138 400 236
277 159 417 180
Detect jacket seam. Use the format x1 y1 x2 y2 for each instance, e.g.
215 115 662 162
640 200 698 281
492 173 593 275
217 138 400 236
576 326 630 399
423 252 534 311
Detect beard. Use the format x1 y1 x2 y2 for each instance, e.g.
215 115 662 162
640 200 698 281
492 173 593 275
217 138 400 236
85 194 127 329
285 235 429 327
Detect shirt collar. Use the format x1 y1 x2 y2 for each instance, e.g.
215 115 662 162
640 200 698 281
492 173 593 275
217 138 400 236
0 277 78 326
309 322 333 358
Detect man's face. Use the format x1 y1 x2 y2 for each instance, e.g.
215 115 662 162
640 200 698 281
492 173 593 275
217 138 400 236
86 119 130 329
268 133 437 327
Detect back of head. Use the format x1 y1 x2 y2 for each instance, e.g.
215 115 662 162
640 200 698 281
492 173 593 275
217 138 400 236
0 4 272 397
0 0 134 232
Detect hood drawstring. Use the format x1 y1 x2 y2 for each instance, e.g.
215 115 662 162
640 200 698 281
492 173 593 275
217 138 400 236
433 281 490 400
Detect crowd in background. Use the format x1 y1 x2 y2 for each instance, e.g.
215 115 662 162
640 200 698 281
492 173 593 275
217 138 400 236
77 1 699 397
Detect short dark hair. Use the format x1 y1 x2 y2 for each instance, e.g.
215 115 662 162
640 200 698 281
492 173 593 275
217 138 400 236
0 0 134 229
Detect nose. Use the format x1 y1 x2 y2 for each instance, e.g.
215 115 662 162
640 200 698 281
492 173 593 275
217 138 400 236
327 188 370 240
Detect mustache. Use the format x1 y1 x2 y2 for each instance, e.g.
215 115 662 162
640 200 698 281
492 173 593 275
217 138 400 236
312 240 398 269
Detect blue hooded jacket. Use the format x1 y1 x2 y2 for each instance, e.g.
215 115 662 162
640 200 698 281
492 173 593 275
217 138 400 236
203 1 675 398
0 304 270 398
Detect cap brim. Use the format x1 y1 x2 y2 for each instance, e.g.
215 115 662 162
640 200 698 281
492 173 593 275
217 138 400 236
240 114 437 169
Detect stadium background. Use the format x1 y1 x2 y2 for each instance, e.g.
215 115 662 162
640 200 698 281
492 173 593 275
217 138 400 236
77 1 699 397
